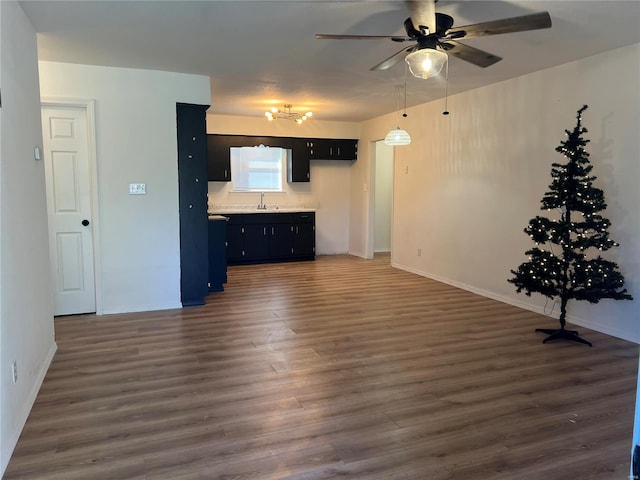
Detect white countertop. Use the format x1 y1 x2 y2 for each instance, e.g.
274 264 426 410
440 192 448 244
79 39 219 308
209 206 315 214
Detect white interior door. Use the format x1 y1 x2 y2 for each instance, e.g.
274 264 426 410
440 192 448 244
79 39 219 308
42 105 96 315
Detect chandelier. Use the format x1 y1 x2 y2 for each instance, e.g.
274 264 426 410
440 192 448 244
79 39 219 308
265 104 313 124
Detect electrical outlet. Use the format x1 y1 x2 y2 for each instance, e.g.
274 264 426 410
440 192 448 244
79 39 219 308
129 183 146 195
11 361 17 384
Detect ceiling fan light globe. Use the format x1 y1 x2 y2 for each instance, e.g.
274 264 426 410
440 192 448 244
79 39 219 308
405 49 448 79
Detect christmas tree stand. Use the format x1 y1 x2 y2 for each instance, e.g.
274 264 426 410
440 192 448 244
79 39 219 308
535 327 592 347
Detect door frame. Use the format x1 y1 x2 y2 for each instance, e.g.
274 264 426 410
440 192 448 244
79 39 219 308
367 139 395 260
41 98 103 315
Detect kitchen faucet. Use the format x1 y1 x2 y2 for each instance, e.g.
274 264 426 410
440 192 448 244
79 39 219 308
257 191 267 210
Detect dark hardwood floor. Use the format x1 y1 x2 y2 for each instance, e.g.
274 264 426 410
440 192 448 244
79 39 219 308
5 254 638 479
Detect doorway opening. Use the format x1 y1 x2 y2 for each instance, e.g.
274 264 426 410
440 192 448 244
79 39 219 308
373 140 394 258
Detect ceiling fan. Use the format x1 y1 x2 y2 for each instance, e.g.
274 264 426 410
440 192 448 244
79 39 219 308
316 0 552 79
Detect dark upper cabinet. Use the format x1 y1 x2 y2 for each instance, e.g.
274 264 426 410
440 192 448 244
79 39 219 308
333 139 358 160
304 138 358 161
207 134 357 183
207 135 231 181
177 103 210 306
288 138 310 183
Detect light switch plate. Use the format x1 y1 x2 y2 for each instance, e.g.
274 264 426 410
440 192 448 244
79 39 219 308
129 183 146 195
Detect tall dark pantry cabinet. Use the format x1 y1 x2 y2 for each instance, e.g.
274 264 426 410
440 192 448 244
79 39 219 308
176 103 210 306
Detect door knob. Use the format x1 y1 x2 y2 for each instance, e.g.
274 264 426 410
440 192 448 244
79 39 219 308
82 219 90 226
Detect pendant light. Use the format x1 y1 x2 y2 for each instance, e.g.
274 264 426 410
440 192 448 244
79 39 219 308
384 80 411 146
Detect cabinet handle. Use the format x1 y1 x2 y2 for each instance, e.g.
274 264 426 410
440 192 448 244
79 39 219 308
224 169 228 178
263 227 266 236
306 172 309 179
338 147 341 156
241 227 244 234
271 227 274 235
188 154 193 159
296 226 299 234
242 250 245 256
330 146 333 156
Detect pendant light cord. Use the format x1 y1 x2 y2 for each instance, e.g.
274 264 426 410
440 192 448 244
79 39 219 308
443 61 450 115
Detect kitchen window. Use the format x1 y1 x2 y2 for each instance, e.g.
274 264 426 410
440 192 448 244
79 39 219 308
230 145 286 192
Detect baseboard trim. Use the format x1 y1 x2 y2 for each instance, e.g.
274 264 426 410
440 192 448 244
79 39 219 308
2 341 57 474
391 262 639 344
101 301 183 315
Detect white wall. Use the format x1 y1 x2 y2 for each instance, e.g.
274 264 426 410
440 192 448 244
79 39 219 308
206 114 360 255
374 141 393 253
1 1 56 474
39 62 211 314
356 43 640 344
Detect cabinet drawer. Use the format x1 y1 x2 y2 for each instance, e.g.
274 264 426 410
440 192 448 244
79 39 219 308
292 212 315 223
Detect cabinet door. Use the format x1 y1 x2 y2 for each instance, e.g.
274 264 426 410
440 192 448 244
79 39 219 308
207 135 231 181
269 224 294 258
306 138 332 160
226 224 245 263
243 224 269 259
294 223 315 257
288 138 310 182
334 139 358 160
177 103 209 306
208 219 227 291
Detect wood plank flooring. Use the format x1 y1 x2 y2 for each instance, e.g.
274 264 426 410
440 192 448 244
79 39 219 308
5 254 638 480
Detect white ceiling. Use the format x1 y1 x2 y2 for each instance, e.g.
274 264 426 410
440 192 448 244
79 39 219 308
20 0 640 122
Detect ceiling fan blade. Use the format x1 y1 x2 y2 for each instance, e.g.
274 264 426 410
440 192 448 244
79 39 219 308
371 45 417 71
446 11 551 39
406 0 436 35
315 34 410 41
443 40 502 68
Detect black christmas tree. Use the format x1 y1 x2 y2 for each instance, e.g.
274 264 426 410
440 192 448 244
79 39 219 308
509 105 632 346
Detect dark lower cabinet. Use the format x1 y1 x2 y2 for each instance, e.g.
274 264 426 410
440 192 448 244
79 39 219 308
243 224 270 258
293 213 316 257
177 103 209 306
222 212 315 265
225 214 244 263
208 217 228 292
